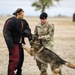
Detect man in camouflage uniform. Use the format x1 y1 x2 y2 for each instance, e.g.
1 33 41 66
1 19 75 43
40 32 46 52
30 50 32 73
34 12 54 75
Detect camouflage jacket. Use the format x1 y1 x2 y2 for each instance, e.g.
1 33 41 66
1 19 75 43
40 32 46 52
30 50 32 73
34 21 54 50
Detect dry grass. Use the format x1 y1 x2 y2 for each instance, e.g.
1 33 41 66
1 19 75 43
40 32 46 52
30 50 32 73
0 16 75 75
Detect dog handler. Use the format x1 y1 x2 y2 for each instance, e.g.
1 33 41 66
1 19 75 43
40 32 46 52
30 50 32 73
34 12 54 75
3 8 31 75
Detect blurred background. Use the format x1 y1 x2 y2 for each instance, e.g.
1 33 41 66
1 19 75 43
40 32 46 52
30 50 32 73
0 0 75 17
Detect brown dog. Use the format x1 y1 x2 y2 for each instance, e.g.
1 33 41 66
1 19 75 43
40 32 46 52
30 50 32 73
22 35 75 75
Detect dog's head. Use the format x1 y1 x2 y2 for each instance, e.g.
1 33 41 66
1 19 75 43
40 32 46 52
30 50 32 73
29 35 42 49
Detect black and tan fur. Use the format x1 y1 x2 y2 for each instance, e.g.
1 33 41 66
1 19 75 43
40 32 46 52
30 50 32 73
22 35 75 75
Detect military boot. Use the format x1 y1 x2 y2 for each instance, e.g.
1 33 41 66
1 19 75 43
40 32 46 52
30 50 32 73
40 71 47 75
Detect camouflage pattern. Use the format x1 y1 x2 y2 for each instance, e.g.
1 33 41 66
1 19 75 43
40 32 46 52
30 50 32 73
34 21 54 73
34 21 54 50
36 59 48 72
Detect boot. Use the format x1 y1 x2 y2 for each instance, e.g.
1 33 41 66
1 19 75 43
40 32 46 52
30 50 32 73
15 69 22 75
40 71 47 75
15 74 22 75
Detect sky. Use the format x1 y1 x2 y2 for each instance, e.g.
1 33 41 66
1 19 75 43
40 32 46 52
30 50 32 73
0 0 75 17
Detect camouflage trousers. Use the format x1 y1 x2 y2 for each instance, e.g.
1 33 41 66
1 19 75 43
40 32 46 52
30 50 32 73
36 59 48 72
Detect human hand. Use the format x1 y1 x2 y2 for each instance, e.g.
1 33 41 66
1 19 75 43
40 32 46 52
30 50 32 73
38 36 44 39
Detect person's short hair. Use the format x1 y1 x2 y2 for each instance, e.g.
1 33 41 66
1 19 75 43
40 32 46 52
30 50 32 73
39 12 48 19
13 8 24 15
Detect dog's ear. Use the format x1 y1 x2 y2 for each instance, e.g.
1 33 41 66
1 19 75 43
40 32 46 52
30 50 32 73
31 34 37 41
29 34 38 45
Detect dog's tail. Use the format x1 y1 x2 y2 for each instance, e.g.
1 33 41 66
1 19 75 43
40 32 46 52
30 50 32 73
63 61 75 69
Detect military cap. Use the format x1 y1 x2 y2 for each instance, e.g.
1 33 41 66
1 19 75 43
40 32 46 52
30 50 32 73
39 12 48 19
13 8 24 15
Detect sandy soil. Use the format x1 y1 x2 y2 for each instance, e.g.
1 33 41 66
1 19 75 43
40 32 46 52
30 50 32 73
0 16 75 75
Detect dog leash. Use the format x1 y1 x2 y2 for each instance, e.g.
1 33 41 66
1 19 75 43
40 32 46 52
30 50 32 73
34 46 47 64
35 54 46 64
37 46 44 53
34 46 44 59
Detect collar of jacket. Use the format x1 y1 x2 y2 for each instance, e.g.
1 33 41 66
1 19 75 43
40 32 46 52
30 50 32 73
37 21 49 27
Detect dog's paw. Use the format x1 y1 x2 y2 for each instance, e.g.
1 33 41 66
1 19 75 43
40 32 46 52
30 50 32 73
30 48 35 56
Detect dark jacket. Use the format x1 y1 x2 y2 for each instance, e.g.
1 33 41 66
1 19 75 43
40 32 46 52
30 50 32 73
3 17 31 50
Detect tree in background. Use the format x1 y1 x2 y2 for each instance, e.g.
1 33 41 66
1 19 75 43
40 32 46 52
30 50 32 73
32 0 60 13
73 13 75 22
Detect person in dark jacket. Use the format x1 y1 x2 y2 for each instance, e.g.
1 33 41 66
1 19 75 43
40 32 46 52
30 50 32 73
3 8 32 75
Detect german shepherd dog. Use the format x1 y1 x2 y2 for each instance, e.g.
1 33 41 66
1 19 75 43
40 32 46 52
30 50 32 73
22 35 75 75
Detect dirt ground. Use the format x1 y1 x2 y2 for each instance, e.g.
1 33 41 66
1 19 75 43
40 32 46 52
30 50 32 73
0 16 75 75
